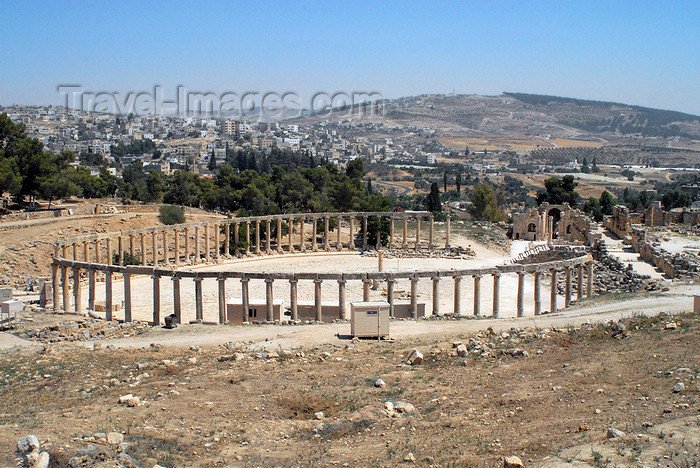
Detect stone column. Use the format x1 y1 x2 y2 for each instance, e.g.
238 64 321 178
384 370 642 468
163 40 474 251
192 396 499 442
586 262 594 297
564 266 572 308
214 223 220 261
254 220 261 254
324 216 330 251
416 216 421 248
174 228 180 265
336 216 342 251
314 278 323 322
245 221 251 255
233 222 240 256
185 226 191 263
73 243 78 262
118 236 124 265
265 277 274 322
349 216 355 250
402 217 408 249
492 273 501 318
550 269 558 313
338 278 347 320
83 241 89 263
265 219 271 254
473 275 481 317
52 263 60 312
105 270 112 321
431 276 440 316
163 230 169 265
194 277 203 322
153 273 161 325
288 218 294 252
377 250 384 272
429 216 434 249
312 217 318 252
123 271 132 322
453 275 462 316
289 278 298 321
172 276 181 324
88 268 95 311
61 265 69 313
387 277 395 318
205 224 211 261
73 267 81 314
140 233 147 266
194 225 200 263
362 216 368 250
225 223 231 258
376 217 382 250
410 276 418 318
94 239 100 264
362 278 371 301
151 231 157 265
277 218 283 253
129 234 134 257
534 271 542 316
106 237 112 265
300 218 306 252
218 276 226 324
517 272 525 317
389 217 395 249
445 215 451 248
241 277 250 323
61 243 67 259
576 264 584 301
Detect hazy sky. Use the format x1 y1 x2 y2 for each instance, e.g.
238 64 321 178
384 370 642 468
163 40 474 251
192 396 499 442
1 0 699 114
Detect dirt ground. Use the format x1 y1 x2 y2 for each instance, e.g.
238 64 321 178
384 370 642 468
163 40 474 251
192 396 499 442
0 300 698 467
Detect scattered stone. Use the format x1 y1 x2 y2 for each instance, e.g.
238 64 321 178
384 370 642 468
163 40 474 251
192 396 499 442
403 452 416 462
455 344 468 357
503 455 524 468
394 401 415 414
407 349 423 365
665 322 678 330
106 432 124 445
606 428 626 439
374 378 386 388
34 452 50 468
314 411 324 420
17 435 40 453
611 322 627 338
672 381 685 393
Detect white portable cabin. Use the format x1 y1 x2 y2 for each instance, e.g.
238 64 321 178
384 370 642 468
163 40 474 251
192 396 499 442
350 301 390 338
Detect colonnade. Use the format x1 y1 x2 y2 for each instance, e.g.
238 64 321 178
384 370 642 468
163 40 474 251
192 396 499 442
51 255 594 325
56 211 450 267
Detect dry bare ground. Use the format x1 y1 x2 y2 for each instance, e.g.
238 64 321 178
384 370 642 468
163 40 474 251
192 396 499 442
1 304 698 467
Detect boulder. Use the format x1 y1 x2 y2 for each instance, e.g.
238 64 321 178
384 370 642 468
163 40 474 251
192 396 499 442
106 432 124 445
17 435 40 453
606 428 626 439
672 381 685 393
407 349 423 365
503 455 524 468
394 401 415 414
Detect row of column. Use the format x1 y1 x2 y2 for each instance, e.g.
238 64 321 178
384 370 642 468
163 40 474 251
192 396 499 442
51 261 593 324
57 214 453 266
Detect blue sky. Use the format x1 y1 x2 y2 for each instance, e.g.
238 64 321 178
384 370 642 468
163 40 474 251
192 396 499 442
1 0 699 114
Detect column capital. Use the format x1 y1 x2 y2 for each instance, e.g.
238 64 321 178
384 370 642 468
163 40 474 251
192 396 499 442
193 276 204 283
240 277 250 284
289 277 299 284
337 278 347 285
264 277 274 284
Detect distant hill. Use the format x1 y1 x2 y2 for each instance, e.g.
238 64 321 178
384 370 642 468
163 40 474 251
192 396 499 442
295 92 700 142
503 92 700 139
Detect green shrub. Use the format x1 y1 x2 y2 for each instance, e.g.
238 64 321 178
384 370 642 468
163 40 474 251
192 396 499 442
159 205 185 225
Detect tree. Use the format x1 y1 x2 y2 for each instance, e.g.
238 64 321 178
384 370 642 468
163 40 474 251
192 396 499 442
584 196 603 221
581 157 591 173
455 172 462 193
591 157 601 173
661 189 692 210
345 158 365 180
599 190 615 215
426 182 442 213
536 175 580 207
38 170 81 208
207 149 217 171
443 172 448 192
469 182 504 222
464 146 470 157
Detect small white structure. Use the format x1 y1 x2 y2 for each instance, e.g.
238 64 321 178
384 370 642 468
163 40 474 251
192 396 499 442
350 301 390 338
1 299 22 328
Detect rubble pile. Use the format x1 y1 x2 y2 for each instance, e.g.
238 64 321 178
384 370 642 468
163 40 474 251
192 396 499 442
591 245 650 293
365 246 475 259
18 319 149 343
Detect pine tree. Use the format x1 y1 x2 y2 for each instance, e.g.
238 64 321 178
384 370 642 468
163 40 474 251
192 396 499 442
456 172 462 193
427 182 442 212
